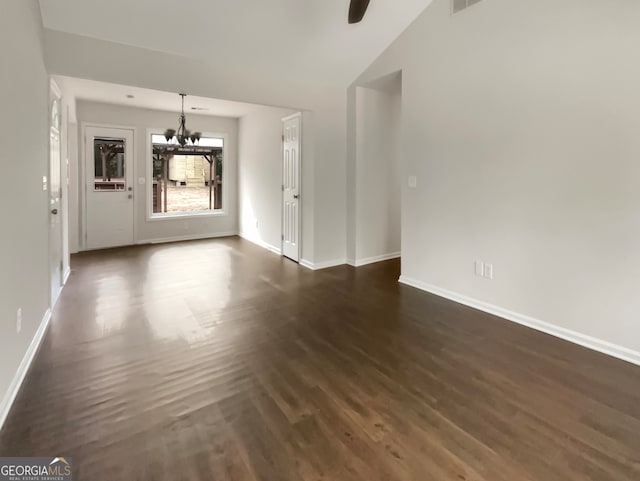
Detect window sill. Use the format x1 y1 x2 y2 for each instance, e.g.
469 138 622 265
147 210 227 221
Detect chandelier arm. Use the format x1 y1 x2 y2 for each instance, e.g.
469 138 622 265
166 93 195 146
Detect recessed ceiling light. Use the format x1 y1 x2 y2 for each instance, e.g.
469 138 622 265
126 94 135 99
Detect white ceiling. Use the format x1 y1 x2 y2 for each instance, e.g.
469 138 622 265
55 76 284 119
39 0 432 88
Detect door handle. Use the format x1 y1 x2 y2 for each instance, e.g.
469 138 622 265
293 195 299 199
51 208 58 215
128 194 133 199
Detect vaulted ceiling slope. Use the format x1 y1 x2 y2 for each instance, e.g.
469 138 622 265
39 0 432 95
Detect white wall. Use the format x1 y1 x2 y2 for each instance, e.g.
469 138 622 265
354 0 640 356
0 0 50 422
300 111 316 264
74 101 239 247
351 84 401 264
309 93 347 266
238 107 295 252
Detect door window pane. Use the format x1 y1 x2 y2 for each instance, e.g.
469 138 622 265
94 138 126 191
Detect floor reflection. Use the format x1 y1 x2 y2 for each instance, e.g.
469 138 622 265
142 243 232 345
94 274 131 334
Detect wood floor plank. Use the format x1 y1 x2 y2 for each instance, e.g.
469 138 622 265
0 237 639 481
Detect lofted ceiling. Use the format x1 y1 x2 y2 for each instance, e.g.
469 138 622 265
39 0 432 90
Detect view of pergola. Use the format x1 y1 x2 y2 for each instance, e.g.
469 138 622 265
93 138 126 191
151 135 223 215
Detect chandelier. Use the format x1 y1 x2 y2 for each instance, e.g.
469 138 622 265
164 93 201 147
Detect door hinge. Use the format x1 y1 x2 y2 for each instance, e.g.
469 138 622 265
282 185 284 192
282 234 284 241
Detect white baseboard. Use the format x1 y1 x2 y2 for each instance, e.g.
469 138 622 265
0 309 52 431
300 259 314 270
238 233 282 255
300 258 347 271
62 266 71 285
136 231 238 245
399 276 640 367
348 252 401 267
51 286 63 310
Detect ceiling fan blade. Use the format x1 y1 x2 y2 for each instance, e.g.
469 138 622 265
348 0 371 24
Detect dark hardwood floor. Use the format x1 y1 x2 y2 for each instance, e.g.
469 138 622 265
1 237 639 480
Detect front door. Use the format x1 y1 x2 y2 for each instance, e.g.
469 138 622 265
282 114 301 262
49 81 63 305
84 126 135 250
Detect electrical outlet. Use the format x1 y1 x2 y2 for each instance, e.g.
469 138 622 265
475 260 484 276
16 308 22 334
408 176 418 189
483 263 494 280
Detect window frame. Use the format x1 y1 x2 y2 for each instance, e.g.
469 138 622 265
145 128 229 221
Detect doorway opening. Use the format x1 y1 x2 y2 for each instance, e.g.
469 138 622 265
281 113 302 262
349 71 402 267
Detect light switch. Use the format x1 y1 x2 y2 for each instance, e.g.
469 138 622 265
483 264 494 280
42 176 48 191
408 176 417 189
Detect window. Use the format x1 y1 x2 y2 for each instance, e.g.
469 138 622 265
150 134 224 217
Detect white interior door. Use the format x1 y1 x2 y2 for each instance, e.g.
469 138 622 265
49 82 63 305
85 126 134 250
282 114 301 262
